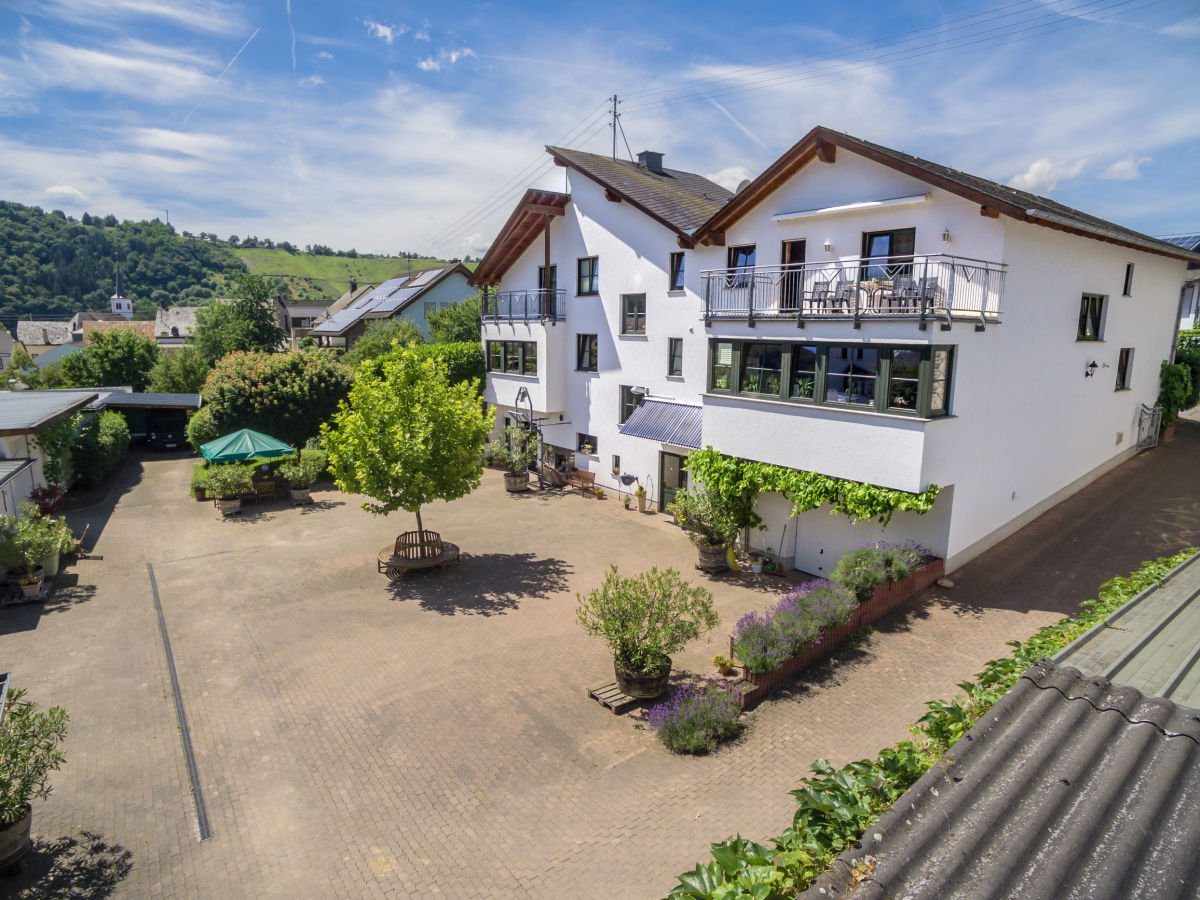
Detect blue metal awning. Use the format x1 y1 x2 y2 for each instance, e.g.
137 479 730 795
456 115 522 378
618 399 702 449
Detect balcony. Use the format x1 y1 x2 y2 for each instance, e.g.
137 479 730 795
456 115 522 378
700 254 1006 329
482 289 566 323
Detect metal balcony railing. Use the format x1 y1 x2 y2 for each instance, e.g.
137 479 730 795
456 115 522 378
700 254 1006 329
482 289 566 322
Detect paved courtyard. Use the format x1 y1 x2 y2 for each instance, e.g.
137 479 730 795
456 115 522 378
4 423 1200 899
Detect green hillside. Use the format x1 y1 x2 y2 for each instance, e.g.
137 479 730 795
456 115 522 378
232 249 473 303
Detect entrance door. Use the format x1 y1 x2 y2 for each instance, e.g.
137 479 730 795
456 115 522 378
660 452 689 509
781 239 806 310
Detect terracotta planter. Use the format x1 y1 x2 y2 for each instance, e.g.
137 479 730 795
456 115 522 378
614 658 672 699
0 804 31 875
503 472 529 493
1162 422 1177 443
194 488 206 501
697 542 727 573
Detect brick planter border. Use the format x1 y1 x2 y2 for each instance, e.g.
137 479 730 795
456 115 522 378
731 558 944 709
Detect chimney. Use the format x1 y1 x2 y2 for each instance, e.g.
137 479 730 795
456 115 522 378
637 150 664 175
349 277 358 294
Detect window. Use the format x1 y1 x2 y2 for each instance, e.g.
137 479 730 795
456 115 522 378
711 341 734 391
538 264 557 293
667 338 684 376
612 454 620 474
576 334 598 371
424 301 436 319
669 252 685 291
1123 263 1134 297
861 228 915 278
790 345 817 399
726 244 756 288
577 433 597 454
619 385 640 424
1115 348 1134 390
1078 293 1105 341
740 342 784 396
621 294 646 334
577 257 599 296
486 340 537 376
709 339 954 417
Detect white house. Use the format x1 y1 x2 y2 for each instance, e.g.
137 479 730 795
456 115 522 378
1164 233 1200 330
472 126 1200 573
308 263 475 348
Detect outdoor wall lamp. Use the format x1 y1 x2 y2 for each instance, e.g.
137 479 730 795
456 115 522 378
1085 361 1098 378
942 228 952 244
823 240 832 253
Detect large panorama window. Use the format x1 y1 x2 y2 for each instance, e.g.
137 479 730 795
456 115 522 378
486 340 538 376
708 339 953 418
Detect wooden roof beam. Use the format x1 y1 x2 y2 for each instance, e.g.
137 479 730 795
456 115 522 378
980 205 1001 219
604 188 621 203
523 203 565 217
677 235 695 250
816 140 836 164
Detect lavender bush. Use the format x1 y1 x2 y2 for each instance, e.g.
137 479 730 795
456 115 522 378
832 540 934 603
732 580 857 674
646 680 743 754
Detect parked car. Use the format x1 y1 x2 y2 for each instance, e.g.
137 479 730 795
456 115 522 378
146 411 188 450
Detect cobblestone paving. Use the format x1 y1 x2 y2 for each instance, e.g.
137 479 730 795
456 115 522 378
4 425 1200 899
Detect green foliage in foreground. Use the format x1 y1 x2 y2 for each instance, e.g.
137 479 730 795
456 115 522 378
666 549 1197 899
72 410 131 488
0 687 69 825
341 318 424 369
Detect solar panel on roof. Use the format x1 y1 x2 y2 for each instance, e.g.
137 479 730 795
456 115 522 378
409 268 441 286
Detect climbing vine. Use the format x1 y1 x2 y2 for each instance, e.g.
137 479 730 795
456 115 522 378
684 446 940 529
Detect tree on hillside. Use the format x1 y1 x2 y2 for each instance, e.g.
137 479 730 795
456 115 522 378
147 345 208 394
427 295 482 344
321 344 491 534
59 329 162 391
192 272 286 364
341 318 424 368
190 348 353 448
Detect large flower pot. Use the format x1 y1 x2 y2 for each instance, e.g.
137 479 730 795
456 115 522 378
194 489 206 501
290 487 312 505
697 542 727 573
216 498 242 517
615 658 672 698
0 804 32 875
636 494 646 513
503 472 529 493
41 548 62 578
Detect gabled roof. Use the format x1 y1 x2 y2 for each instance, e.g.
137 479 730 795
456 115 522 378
82 320 156 339
309 264 472 337
154 306 201 339
546 146 732 236
804 659 1200 900
695 126 1200 263
16 321 74 346
468 189 571 287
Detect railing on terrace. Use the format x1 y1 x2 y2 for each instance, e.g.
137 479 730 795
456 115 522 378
700 254 1006 330
482 289 566 323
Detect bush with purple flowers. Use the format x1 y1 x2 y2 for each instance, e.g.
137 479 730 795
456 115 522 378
832 540 934 603
646 680 743 754
732 580 857 674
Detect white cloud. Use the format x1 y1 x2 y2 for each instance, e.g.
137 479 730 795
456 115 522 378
1101 153 1152 181
417 47 476 72
1008 157 1089 194
705 166 753 193
130 128 233 157
364 18 407 44
45 184 86 201
1161 17 1200 37
414 29 431 42
298 74 325 89
316 50 334 60
24 40 217 101
42 0 244 35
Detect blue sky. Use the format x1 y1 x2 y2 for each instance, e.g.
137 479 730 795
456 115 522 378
1 0 1197 257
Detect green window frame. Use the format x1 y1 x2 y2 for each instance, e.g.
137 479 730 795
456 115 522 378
621 294 646 335
619 385 640 424
576 334 598 371
1078 293 1105 341
486 340 537 376
577 256 599 296
1115 347 1133 390
707 339 954 417
667 337 684 376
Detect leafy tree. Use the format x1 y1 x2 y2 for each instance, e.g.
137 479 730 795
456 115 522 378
427 295 481 344
408 343 485 394
192 273 286 364
321 343 491 533
132 298 158 321
147 345 208 394
59 329 162 391
71 410 131 488
198 349 353 447
341 318 424 368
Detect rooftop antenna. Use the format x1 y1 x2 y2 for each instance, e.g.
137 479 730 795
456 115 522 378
610 93 620 160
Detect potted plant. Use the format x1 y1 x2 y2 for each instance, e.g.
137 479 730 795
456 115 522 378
712 654 733 676
40 517 75 579
487 425 538 493
623 495 631 510
576 566 719 698
594 486 606 499
190 463 209 501
277 451 325 505
581 443 594 455
635 484 647 513
0 686 69 875
0 503 64 597
205 464 253 516
667 489 742 574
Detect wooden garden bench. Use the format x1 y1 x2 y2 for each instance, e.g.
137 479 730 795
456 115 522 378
376 530 460 581
567 468 596 496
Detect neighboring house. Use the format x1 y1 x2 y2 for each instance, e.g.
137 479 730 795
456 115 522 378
280 302 330 342
0 389 98 510
308 264 475 348
803 551 1200 899
154 306 201 348
29 341 84 371
70 311 129 338
81 319 157 342
0 325 13 370
1164 233 1200 329
472 126 1200 573
15 320 75 357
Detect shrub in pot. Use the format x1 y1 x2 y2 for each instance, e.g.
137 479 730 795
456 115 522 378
667 489 741 573
576 565 719 698
277 450 326 504
487 425 538 493
635 483 647 513
0 686 69 874
205 464 253 516
190 463 209 500
0 503 65 593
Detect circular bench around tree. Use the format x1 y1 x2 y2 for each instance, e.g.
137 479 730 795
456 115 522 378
376 530 461 581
